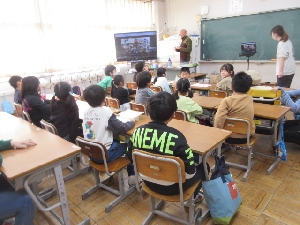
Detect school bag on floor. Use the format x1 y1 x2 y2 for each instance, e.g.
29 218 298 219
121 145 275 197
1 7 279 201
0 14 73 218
284 120 300 145
202 155 242 225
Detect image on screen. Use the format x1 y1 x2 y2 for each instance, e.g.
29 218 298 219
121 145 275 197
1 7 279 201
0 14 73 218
241 42 256 53
114 31 157 62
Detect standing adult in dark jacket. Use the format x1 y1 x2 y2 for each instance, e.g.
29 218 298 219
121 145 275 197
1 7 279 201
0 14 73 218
21 76 50 128
48 82 79 143
174 29 192 64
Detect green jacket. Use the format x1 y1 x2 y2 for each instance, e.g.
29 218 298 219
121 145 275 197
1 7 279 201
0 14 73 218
0 140 12 166
175 36 192 62
0 140 11 151
98 75 113 91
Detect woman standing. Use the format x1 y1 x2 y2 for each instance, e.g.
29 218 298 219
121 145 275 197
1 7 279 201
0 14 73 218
271 25 296 88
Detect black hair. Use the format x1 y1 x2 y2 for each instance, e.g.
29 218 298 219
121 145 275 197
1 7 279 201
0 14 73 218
180 67 190 74
271 25 288 42
135 61 144 72
111 75 124 97
51 82 78 116
153 68 166 84
9 76 22 89
220 63 234 77
232 71 253 93
136 71 152 88
105 65 116 76
20 76 40 100
146 92 177 122
83 85 106 107
173 78 193 100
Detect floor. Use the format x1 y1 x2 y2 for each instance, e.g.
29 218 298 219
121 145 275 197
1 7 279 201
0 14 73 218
34 123 300 225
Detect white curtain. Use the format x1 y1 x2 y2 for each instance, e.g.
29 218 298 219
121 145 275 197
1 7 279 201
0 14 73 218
0 0 152 77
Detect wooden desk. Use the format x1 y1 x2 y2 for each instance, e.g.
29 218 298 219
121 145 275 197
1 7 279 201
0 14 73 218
0 112 89 225
190 72 207 79
190 83 216 91
192 95 223 109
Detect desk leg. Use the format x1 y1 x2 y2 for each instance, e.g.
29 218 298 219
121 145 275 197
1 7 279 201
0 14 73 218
53 165 71 225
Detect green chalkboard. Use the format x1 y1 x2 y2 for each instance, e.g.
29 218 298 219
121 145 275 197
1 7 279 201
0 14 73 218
201 8 300 61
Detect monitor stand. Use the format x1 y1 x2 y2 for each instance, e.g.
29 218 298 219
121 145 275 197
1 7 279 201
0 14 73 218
239 52 256 70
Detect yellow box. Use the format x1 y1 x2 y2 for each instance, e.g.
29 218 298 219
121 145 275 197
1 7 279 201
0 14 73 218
248 88 281 98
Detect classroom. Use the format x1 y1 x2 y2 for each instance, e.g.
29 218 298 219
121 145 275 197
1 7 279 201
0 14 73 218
1 0 300 225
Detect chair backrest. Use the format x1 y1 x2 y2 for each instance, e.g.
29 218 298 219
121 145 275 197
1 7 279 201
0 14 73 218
130 102 147 115
174 110 187 121
22 110 32 123
223 118 251 145
127 82 137 90
106 97 120 109
209 90 227 98
75 136 110 172
14 103 23 117
40 119 59 135
132 149 186 203
150 86 162 93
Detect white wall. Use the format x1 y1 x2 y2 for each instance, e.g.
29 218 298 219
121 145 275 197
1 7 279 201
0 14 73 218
161 0 300 88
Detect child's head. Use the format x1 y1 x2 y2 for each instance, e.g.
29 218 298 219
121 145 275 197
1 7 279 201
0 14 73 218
146 92 177 122
105 65 116 76
113 75 125 87
83 85 106 107
54 82 72 100
9 76 22 89
232 72 253 93
220 64 234 78
176 78 190 93
157 68 166 77
136 71 152 88
153 68 166 84
180 67 190 79
21 76 40 99
135 61 144 73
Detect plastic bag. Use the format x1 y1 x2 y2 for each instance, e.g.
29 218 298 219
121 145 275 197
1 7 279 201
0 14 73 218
275 121 287 161
1 95 14 114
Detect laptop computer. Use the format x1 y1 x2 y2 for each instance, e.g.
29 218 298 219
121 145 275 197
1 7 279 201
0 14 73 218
240 42 256 57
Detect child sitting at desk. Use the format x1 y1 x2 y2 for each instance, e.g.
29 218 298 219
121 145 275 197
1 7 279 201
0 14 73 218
8 75 22 104
173 78 203 124
135 71 155 105
98 65 116 91
153 68 171 93
48 82 79 143
174 67 193 85
21 76 50 128
111 75 136 111
82 85 136 185
215 63 234 95
214 71 255 144
273 86 300 119
127 92 208 203
0 139 37 225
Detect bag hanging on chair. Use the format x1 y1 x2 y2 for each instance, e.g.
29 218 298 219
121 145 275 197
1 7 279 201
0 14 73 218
202 155 242 224
1 94 14 114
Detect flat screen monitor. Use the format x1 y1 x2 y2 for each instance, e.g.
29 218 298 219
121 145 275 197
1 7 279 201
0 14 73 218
240 42 256 57
114 31 157 62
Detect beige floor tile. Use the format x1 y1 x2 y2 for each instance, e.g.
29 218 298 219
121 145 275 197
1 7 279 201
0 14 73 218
263 195 300 225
